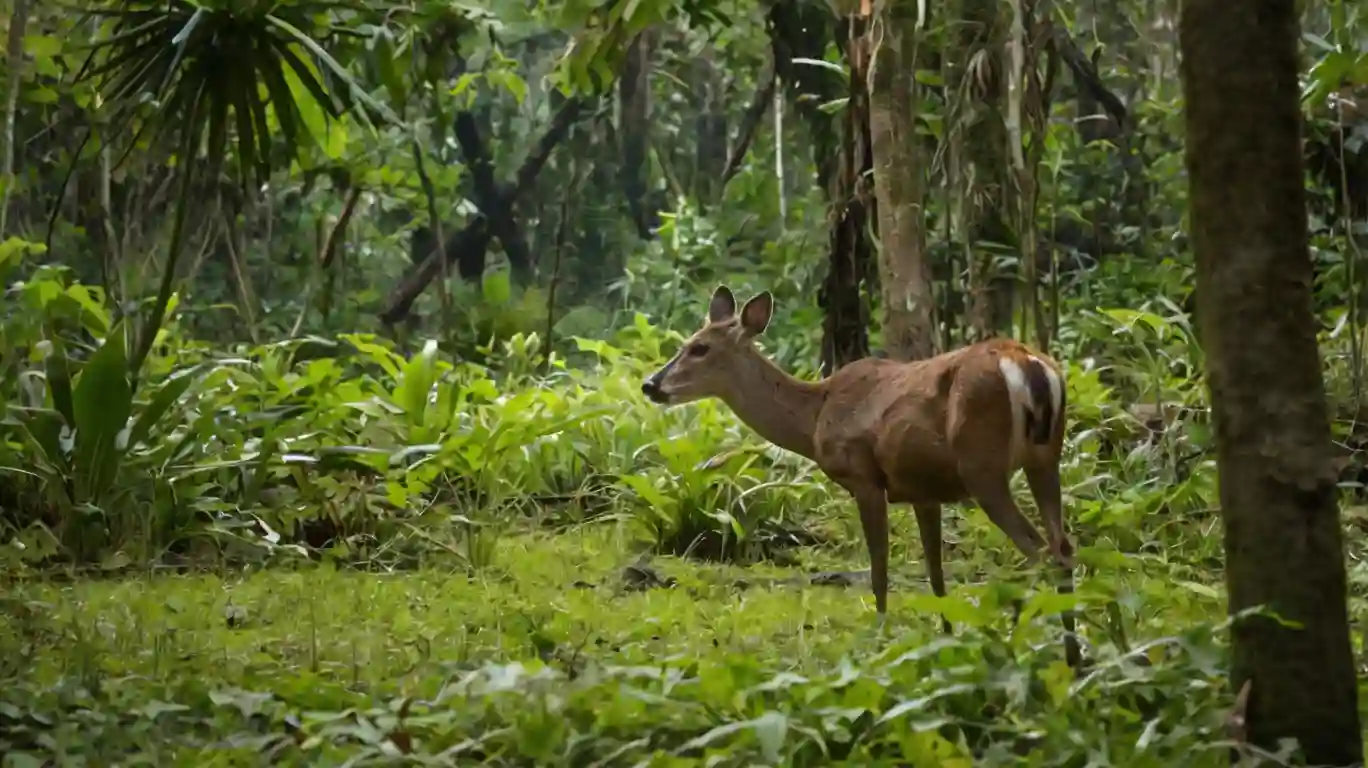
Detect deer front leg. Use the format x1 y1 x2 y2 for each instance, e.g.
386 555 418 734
1025 463 1082 666
960 468 1048 562
1024 463 1075 570
851 487 890 621
913 503 953 635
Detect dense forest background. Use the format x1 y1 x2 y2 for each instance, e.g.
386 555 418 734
2 0 1367 764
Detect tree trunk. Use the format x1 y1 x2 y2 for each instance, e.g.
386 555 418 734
1181 2 1363 764
955 0 1013 340
819 13 875 375
768 0 869 373
868 3 935 361
692 50 729 203
620 30 655 239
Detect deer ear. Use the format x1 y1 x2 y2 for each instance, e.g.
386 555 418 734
708 285 737 324
738 292 773 336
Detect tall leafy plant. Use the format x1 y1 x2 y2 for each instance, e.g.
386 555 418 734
66 0 396 383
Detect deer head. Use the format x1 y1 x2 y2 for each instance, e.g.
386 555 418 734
640 285 774 406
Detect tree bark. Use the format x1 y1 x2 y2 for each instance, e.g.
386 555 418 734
1 0 30 237
453 110 533 283
820 12 875 375
619 30 655 239
1181 2 1363 764
868 3 935 361
378 97 584 325
955 0 1013 340
768 0 870 374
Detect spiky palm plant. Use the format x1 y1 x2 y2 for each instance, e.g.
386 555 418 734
69 0 397 382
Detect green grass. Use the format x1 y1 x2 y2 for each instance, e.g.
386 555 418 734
0 518 1243 766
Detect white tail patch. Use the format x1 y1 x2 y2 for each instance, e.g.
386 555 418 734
1030 354 1064 436
998 356 1031 462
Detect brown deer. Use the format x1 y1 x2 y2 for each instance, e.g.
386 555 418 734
641 285 1080 665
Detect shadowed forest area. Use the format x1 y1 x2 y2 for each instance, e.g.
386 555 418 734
2 0 1368 764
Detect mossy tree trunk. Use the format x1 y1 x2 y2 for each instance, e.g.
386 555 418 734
868 1 935 361
1180 2 1363 764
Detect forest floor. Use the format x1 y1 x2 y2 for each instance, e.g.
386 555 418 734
0 514 1264 766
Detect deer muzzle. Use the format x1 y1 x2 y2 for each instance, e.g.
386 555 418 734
641 377 669 404
641 357 677 404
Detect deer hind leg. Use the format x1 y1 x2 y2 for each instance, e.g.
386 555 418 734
913 503 953 635
1024 463 1074 569
1025 462 1082 667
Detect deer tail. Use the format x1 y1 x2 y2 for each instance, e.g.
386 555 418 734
1023 356 1063 446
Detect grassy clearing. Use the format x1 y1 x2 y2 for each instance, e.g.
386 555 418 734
0 519 1244 766
5 284 1364 764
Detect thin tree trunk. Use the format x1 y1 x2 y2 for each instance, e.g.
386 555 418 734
955 0 1013 340
1181 2 1363 763
868 3 935 361
620 30 655 239
821 12 875 375
0 0 28 238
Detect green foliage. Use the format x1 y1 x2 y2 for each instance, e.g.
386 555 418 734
7 0 1368 763
0 254 1286 763
0 268 836 570
0 531 1247 766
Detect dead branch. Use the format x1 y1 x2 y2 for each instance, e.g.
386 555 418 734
720 59 778 187
320 184 363 270
1052 26 1128 129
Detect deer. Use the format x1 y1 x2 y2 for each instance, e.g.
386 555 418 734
640 285 1080 666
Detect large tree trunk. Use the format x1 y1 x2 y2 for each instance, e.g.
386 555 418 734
1181 2 1363 764
868 3 935 361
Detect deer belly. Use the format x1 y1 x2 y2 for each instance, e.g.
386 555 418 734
884 465 969 505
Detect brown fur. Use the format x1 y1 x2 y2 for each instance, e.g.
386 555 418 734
642 286 1080 665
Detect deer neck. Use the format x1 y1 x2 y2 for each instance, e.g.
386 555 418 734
720 351 825 461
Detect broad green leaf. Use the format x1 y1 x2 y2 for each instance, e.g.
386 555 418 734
394 339 440 424
482 270 512 305
488 69 527 104
373 32 407 107
66 285 111 336
23 33 62 59
619 473 670 510
126 367 199 451
0 236 43 284
341 334 404 378
72 328 133 503
44 344 75 427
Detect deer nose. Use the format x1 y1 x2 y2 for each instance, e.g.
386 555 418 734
641 379 666 403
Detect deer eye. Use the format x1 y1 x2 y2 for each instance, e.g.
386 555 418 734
687 343 710 357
